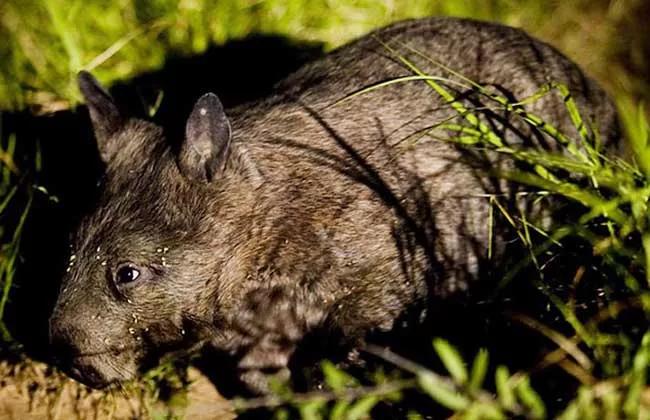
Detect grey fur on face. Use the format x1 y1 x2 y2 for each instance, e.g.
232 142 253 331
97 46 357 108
49 17 620 393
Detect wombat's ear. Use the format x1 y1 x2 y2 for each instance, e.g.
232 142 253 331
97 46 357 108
77 71 124 162
179 93 232 182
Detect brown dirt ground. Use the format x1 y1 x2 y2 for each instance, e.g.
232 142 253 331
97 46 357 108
0 359 234 419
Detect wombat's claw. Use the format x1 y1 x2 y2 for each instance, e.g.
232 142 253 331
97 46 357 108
237 336 294 394
239 367 291 395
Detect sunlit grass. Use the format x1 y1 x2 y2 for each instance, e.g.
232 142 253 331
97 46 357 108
1 0 648 112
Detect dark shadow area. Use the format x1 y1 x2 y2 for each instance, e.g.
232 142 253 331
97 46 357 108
1 35 324 363
112 35 323 140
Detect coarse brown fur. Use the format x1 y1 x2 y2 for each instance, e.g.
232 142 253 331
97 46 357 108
49 17 619 393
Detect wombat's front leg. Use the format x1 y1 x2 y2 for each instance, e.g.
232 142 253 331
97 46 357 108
232 286 327 394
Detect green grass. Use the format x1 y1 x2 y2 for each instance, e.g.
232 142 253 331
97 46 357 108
0 129 33 342
399 52 650 418
1 0 649 112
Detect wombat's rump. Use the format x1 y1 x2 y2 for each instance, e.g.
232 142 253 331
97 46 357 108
49 17 619 394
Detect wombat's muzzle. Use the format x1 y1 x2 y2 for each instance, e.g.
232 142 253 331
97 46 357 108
49 318 115 389
49 334 111 388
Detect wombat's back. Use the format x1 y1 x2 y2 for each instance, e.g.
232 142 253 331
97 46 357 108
204 18 623 356
274 17 618 146
228 17 618 302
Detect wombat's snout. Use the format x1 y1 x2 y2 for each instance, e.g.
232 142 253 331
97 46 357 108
51 350 108 389
49 317 88 363
49 321 111 389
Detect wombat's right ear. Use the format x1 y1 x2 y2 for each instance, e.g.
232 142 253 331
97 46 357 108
77 71 124 162
179 93 232 183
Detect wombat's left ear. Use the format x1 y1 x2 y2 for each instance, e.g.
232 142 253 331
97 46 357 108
179 93 232 182
77 71 124 162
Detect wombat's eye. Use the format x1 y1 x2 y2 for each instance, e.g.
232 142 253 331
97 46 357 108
115 265 140 285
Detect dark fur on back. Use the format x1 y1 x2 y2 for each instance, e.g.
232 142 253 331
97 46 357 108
50 17 619 393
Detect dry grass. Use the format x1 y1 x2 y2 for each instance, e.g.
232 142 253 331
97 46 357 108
0 359 233 419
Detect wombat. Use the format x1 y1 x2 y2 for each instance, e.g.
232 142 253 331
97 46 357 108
49 17 619 394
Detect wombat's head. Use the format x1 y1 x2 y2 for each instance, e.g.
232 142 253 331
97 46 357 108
49 72 237 388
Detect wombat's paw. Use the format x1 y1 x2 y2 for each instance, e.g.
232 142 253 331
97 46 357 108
238 343 292 394
239 367 291 395
232 286 327 394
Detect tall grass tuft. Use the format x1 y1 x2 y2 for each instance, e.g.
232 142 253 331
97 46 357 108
0 127 34 342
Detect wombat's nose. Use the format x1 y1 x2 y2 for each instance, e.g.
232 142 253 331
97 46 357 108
49 319 92 363
49 328 110 388
49 332 82 365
